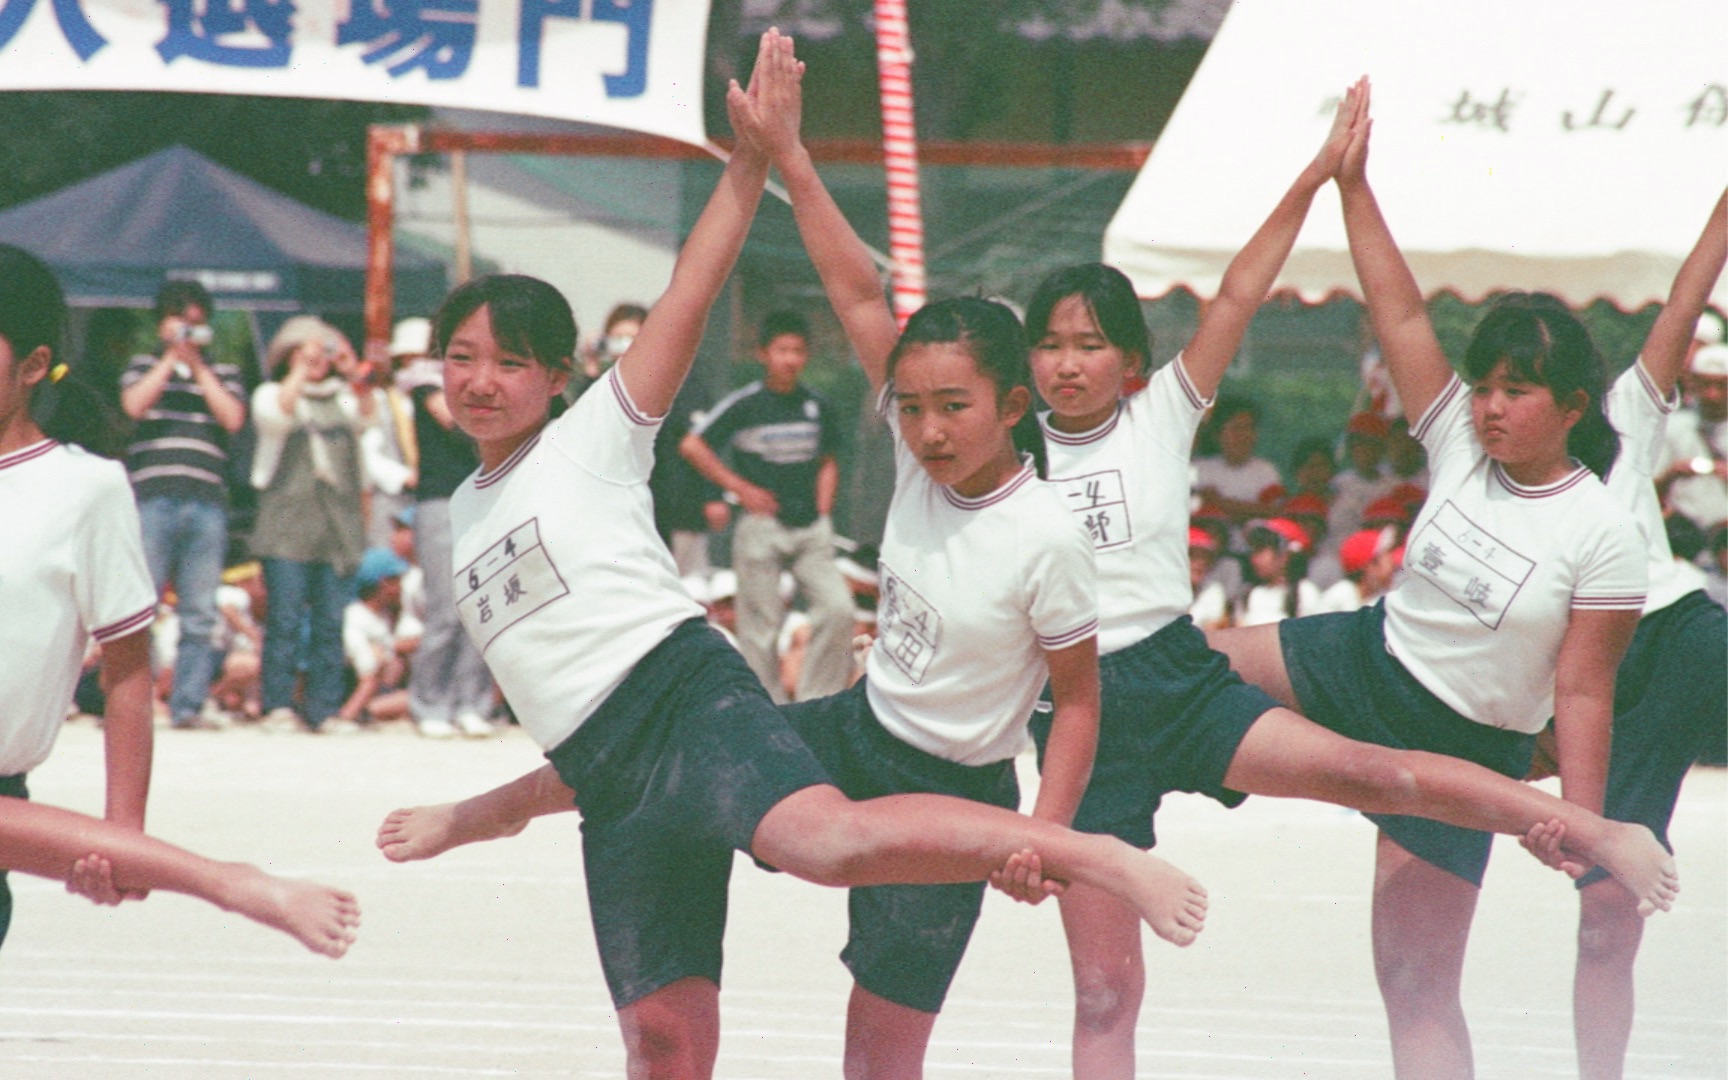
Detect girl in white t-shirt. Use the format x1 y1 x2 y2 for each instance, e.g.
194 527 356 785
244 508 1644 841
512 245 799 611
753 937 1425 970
1236 518 1324 626
997 83 1678 1079
0 244 358 958
371 33 1205 1079
1208 89 1676 1077
1526 188 1726 1080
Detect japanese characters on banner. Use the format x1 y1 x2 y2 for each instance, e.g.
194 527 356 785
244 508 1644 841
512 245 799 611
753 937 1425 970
0 0 712 146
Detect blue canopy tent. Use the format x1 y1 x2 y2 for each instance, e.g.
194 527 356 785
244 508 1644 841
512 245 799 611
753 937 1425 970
0 144 448 316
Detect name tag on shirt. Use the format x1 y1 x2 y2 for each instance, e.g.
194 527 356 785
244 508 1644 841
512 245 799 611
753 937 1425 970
1056 470 1132 550
878 563 942 684
455 518 571 651
1407 501 1534 629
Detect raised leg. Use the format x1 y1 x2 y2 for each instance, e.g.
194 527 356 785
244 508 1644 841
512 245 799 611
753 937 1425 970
844 984 938 1080
616 976 720 1080
751 785 1207 947
0 796 358 957
1373 832 1479 1080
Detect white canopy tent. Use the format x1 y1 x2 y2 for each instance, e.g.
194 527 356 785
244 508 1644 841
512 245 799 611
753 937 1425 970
1104 0 1728 310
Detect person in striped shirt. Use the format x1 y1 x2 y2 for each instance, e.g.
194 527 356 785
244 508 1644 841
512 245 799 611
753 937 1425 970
119 280 247 731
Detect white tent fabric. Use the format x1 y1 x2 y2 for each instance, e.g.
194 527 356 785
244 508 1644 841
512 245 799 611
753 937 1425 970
1104 0 1728 310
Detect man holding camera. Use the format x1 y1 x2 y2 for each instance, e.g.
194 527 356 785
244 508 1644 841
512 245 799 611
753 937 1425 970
120 280 247 730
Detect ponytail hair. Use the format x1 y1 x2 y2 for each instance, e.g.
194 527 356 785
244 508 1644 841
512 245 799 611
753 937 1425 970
0 244 131 458
887 296 1047 478
1463 292 1619 478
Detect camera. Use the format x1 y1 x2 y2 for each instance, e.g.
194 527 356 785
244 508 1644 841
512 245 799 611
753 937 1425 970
175 323 215 347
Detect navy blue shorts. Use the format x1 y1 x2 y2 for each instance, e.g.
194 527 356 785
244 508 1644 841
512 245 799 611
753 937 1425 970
781 680 1019 1014
0 773 27 951
1280 603 1535 886
1029 616 1278 849
1578 590 1726 889
545 618 831 1008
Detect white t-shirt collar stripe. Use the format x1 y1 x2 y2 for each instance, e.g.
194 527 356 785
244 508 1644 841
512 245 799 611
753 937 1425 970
1040 404 1122 445
939 464 1036 510
0 438 57 471
1490 461 1591 498
608 366 658 426
1632 358 1678 414
475 431 544 489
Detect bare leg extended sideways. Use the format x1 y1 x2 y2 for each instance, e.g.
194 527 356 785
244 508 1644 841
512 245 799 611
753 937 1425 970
1 796 358 957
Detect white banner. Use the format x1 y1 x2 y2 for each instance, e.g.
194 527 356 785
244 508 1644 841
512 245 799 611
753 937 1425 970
0 0 711 145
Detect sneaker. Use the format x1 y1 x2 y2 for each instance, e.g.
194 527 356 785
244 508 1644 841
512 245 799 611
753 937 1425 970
417 717 458 739
170 714 220 731
260 707 305 734
317 716 363 736
455 711 495 738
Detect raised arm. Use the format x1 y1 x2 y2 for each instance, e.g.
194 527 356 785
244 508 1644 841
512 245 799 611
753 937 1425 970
1640 187 1727 397
613 36 774 419
1184 79 1368 399
731 30 899 392
1336 83 1453 425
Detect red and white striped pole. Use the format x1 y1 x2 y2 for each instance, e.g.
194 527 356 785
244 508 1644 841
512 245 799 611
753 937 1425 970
874 0 926 326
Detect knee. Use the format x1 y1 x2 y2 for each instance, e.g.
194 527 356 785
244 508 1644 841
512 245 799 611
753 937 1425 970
1338 745 1419 808
1072 957 1144 1035
1374 949 1459 1012
621 1014 700 1078
1577 885 1643 967
779 807 882 889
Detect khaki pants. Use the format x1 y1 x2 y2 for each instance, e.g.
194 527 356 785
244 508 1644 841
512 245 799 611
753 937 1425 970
732 513 854 704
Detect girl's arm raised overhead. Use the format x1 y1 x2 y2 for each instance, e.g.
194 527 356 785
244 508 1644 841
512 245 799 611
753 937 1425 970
612 35 774 419
1640 187 1727 397
731 29 899 392
1336 82 1453 426
1184 79 1368 400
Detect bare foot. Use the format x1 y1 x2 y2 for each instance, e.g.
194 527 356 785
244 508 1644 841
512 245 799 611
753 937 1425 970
1121 849 1208 946
223 865 360 958
375 801 527 863
1592 821 1679 916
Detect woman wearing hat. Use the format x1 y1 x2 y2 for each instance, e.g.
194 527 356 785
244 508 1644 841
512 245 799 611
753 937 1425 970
250 316 369 734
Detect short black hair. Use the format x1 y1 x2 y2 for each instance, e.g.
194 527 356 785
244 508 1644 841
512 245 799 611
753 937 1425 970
759 310 810 347
155 278 214 321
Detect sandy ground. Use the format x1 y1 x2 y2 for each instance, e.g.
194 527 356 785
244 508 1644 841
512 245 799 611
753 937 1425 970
0 719 1721 1079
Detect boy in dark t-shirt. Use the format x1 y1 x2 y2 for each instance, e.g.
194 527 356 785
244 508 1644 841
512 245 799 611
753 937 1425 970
680 312 853 703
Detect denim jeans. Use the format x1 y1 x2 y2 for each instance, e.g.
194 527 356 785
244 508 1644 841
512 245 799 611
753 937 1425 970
261 558 351 728
137 496 228 724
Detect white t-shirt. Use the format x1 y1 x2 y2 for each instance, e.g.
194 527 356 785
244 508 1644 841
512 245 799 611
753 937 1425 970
1315 578 1370 615
865 391 1098 766
1189 579 1231 628
1661 407 1727 528
1039 355 1210 653
1192 454 1281 507
1238 579 1324 626
1604 360 1708 614
0 440 155 774
343 601 396 679
1384 377 1647 734
447 368 703 751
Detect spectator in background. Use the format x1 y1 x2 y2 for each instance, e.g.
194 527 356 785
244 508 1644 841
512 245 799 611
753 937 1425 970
1193 396 1280 529
338 547 415 727
567 302 648 403
651 380 726 579
1385 415 1429 495
250 316 367 734
1187 526 1231 631
1236 518 1320 626
353 319 423 549
1284 436 1338 503
400 319 493 739
1660 341 1728 532
679 311 853 703
1325 410 1396 555
208 561 265 723
120 280 247 732
1317 526 1404 613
